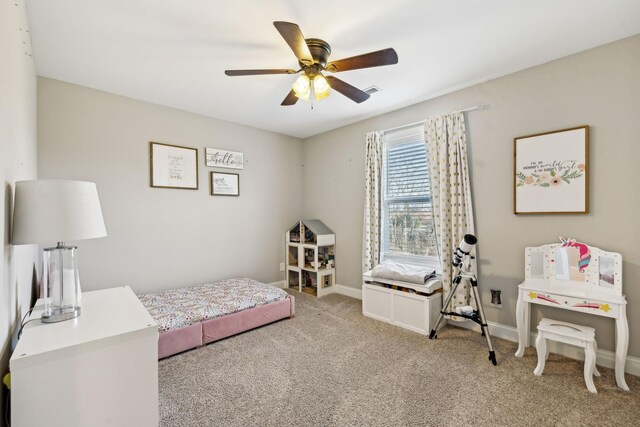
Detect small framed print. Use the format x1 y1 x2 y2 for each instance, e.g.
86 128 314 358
210 172 239 196
514 126 588 214
150 142 198 189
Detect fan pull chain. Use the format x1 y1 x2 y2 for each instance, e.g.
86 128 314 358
310 85 315 110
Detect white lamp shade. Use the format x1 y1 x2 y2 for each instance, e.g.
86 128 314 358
12 180 107 245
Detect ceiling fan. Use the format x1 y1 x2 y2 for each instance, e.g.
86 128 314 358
225 21 398 106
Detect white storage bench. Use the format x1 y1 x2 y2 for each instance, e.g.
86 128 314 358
362 271 442 335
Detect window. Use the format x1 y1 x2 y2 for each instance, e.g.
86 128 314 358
381 126 440 270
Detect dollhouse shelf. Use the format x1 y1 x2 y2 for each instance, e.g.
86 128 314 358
286 219 335 298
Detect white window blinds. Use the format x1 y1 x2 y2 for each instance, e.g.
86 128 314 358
381 126 439 268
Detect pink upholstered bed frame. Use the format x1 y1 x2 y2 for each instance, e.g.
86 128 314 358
158 294 295 359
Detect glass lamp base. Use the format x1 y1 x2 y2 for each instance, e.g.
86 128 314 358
41 306 81 323
43 244 82 323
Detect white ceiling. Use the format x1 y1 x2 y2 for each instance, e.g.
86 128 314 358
26 0 640 139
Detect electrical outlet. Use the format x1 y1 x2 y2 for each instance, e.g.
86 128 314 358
490 289 502 307
279 263 285 272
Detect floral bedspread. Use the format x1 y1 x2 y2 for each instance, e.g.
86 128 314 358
138 278 288 332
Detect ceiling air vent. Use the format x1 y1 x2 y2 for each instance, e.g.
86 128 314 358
363 85 381 95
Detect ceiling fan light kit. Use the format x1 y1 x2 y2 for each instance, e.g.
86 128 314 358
292 74 311 100
313 75 330 100
225 21 398 107
292 74 330 103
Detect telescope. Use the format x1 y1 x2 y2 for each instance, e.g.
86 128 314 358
452 234 477 268
429 232 496 365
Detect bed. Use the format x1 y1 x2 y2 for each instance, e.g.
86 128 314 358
138 278 295 358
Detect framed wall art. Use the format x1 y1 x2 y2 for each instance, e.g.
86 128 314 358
514 126 588 214
205 148 244 170
150 142 198 189
210 172 239 196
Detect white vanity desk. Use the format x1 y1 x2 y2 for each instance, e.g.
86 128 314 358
515 241 629 390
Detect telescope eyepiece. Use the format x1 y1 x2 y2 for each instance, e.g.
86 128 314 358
463 234 477 245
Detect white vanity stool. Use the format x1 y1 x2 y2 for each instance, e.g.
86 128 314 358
533 318 600 393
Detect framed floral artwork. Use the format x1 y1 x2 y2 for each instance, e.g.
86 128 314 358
514 126 588 214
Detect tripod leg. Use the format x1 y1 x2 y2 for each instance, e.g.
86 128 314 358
471 279 497 366
429 276 461 339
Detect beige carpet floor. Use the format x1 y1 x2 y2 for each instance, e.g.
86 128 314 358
158 291 639 427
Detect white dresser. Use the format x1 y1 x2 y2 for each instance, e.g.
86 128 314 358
10 286 159 427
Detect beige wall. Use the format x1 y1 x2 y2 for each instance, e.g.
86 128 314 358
302 35 640 356
0 0 40 419
35 35 640 358
37 78 303 293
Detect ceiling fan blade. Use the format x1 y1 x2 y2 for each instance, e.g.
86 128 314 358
281 89 299 106
325 48 398 73
225 69 298 76
325 76 370 103
273 21 314 66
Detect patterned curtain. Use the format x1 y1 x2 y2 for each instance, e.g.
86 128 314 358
424 113 476 310
362 131 383 273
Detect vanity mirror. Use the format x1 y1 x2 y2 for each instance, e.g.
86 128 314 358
555 237 590 283
524 236 622 295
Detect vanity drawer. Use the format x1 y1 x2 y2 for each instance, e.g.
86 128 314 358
522 290 617 318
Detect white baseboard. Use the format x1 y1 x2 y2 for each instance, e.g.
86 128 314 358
451 319 640 377
334 284 362 300
271 280 362 300
267 280 362 300
268 280 287 289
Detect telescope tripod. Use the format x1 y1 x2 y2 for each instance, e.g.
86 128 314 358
428 266 497 366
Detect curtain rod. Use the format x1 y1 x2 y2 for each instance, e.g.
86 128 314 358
380 103 490 135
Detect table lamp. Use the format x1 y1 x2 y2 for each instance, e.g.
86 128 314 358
12 180 107 323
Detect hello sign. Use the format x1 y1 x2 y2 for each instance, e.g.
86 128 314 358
205 148 244 170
